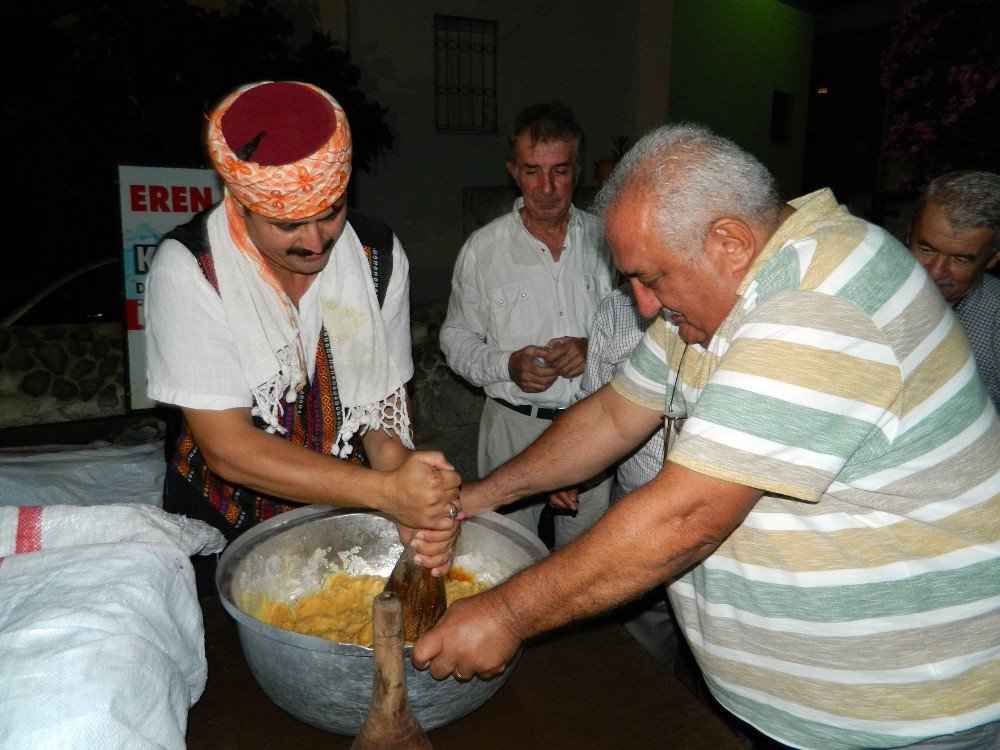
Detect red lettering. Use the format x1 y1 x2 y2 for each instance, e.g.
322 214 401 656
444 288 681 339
125 299 144 331
129 184 216 212
171 185 188 212
189 186 214 212
130 184 148 211
149 185 170 212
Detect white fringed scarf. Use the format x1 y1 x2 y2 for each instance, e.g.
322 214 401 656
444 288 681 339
207 202 412 457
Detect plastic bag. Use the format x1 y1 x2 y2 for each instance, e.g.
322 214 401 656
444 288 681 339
0 504 226 749
0 440 166 507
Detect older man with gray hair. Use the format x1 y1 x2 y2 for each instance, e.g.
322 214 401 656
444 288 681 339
907 170 1000 411
415 124 1000 750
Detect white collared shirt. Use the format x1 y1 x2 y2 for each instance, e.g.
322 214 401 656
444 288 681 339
440 199 615 408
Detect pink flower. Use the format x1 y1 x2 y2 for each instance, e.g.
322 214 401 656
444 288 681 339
912 121 935 141
879 0 997 184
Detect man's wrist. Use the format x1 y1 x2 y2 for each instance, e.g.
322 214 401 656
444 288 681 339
506 352 518 382
366 467 393 515
493 574 537 643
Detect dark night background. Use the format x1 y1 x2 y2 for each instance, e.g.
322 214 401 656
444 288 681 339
2 0 998 326
2 0 395 326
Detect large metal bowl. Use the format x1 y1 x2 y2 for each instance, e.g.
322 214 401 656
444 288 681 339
216 506 548 735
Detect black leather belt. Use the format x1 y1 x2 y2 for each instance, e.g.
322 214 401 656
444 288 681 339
491 396 565 420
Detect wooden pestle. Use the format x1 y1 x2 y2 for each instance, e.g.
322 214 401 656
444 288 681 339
351 591 432 749
383 537 447 643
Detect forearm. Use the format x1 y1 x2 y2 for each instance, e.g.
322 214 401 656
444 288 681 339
481 385 659 507
362 426 412 473
496 464 761 638
185 407 396 513
440 325 510 388
362 388 415 473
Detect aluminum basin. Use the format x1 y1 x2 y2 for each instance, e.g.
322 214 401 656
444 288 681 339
216 506 547 735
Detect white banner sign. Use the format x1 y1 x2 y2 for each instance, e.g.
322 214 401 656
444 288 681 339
118 165 222 410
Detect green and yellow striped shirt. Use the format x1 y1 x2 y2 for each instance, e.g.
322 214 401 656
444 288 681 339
613 189 1000 749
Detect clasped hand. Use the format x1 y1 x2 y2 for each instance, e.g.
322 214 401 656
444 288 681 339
509 336 587 392
385 451 462 530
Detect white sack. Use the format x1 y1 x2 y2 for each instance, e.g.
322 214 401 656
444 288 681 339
0 441 166 508
0 505 226 750
0 502 226 557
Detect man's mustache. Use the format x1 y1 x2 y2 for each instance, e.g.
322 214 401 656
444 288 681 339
287 238 336 258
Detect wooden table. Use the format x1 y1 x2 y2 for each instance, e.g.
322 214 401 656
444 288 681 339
187 596 743 749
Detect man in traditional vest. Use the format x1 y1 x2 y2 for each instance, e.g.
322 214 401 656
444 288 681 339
146 81 461 573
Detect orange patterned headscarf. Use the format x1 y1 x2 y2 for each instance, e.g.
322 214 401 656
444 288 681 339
206 81 352 220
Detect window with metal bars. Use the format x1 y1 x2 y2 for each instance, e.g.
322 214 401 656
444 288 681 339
434 15 497 133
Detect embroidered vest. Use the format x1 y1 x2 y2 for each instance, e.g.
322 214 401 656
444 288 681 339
161 206 393 540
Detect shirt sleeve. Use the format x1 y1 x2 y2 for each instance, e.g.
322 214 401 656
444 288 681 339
671 293 902 502
611 314 675 413
145 239 253 410
578 296 618 400
439 236 512 387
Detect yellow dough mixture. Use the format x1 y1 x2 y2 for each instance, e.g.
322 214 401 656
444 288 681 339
254 568 488 646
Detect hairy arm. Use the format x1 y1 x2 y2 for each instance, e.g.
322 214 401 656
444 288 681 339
413 462 762 679
461 384 661 516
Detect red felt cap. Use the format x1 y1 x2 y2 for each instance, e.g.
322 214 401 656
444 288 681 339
220 81 336 166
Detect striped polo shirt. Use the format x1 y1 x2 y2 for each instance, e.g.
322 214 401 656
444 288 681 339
612 189 1000 749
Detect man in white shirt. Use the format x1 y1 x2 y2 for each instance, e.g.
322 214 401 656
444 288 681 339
145 81 460 570
440 101 615 547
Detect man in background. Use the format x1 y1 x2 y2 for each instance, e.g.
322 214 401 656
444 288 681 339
440 101 615 547
907 170 999 411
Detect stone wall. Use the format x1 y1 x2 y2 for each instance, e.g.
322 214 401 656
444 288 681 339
0 323 126 429
408 301 484 479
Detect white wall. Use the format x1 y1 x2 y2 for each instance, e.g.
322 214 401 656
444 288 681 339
346 0 668 300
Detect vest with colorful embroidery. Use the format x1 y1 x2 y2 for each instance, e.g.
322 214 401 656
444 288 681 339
161 207 393 540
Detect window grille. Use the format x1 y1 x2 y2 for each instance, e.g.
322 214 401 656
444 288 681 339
434 15 497 133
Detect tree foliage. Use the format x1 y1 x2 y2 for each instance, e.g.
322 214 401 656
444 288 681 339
2 0 392 276
880 0 1000 189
